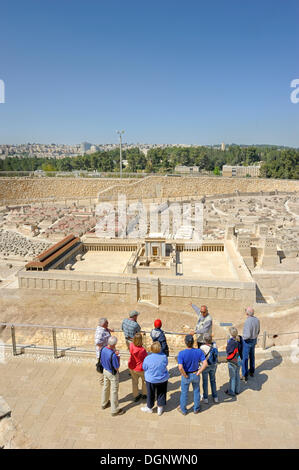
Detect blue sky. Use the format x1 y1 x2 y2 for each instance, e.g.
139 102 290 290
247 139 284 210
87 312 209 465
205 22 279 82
0 0 299 146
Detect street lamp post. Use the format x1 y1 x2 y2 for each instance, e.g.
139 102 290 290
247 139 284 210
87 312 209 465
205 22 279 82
117 130 125 178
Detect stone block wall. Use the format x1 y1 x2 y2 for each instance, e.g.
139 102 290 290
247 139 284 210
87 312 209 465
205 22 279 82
1 176 299 205
18 269 256 313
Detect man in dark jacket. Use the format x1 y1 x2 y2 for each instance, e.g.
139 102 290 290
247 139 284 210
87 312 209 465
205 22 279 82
150 319 169 357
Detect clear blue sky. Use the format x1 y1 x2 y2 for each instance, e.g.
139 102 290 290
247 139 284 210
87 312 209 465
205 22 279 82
0 0 299 146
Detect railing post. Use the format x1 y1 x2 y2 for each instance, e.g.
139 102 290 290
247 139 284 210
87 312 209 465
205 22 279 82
52 328 58 359
11 325 17 356
262 331 267 350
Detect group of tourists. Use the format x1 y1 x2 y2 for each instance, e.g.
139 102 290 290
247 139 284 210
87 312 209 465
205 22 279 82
95 304 260 417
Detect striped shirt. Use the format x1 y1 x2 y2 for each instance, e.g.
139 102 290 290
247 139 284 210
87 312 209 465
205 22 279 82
95 326 111 359
121 318 141 340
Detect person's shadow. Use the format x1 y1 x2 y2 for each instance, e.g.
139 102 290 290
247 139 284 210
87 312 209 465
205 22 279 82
244 350 283 392
165 389 211 415
167 366 182 392
221 350 283 395
119 368 131 383
118 392 149 413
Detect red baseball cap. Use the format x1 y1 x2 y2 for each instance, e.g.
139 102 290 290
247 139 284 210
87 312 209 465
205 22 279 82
154 319 162 328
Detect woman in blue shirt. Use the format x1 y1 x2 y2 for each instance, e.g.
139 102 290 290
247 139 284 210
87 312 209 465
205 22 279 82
141 341 169 416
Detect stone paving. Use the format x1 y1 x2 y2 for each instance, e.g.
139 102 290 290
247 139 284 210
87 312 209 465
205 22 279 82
0 350 298 449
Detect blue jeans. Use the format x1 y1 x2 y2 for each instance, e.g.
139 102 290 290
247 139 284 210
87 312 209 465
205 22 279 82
202 364 218 399
180 373 200 413
242 338 257 378
228 362 240 395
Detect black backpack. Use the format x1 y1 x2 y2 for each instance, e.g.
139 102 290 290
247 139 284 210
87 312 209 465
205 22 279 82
96 347 117 375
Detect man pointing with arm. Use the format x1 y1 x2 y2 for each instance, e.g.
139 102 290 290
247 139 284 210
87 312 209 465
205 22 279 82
190 302 213 349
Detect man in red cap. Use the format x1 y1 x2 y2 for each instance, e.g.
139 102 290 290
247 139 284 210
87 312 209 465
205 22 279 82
150 319 169 356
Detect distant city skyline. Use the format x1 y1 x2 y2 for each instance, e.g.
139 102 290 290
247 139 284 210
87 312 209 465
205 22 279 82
0 0 299 146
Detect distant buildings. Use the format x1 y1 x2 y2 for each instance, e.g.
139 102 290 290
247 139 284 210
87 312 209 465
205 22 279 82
0 143 81 160
80 142 91 155
222 164 261 177
174 165 200 173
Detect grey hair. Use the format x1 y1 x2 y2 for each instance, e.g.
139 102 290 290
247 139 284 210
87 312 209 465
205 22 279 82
108 336 118 346
229 327 238 338
99 317 108 326
246 307 254 316
203 333 212 344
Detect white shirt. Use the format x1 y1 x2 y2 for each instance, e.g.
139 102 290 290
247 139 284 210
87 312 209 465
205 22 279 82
95 326 111 358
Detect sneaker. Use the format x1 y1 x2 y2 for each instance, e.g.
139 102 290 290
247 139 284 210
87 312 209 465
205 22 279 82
203 398 209 404
157 406 164 416
101 400 111 409
141 406 153 413
241 375 248 382
194 409 201 414
133 394 141 402
249 372 254 377
213 397 219 403
112 408 125 416
224 390 235 396
177 407 187 416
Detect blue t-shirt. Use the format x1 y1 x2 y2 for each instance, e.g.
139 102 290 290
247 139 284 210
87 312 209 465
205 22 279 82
142 353 169 384
177 348 206 373
100 346 120 373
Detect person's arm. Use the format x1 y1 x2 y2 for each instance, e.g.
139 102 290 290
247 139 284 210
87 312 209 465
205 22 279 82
196 359 208 376
112 352 120 371
142 358 148 371
243 319 250 340
238 339 243 360
178 363 188 379
190 303 201 317
160 332 168 355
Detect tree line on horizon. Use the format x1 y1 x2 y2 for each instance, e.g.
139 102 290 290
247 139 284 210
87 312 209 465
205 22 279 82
0 145 298 179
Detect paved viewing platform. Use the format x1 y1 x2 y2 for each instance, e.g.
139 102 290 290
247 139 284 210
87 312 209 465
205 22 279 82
1 348 298 449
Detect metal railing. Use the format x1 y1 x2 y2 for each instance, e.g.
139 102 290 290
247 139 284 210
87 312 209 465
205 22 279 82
1 322 298 360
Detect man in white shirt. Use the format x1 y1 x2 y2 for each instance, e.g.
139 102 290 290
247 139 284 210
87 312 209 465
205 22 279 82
189 302 213 348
